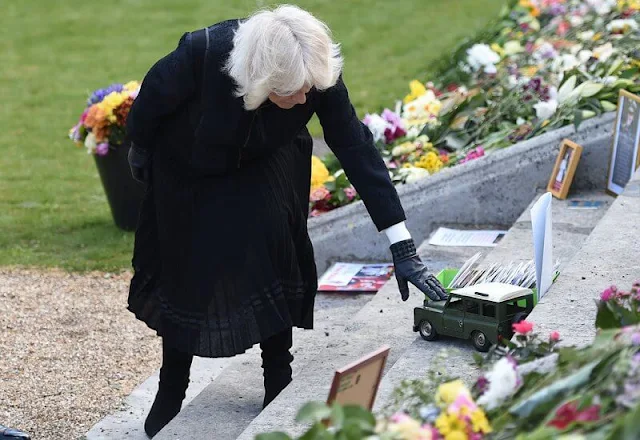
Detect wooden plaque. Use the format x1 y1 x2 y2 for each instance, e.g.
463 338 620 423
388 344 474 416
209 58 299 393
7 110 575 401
607 89 640 196
547 139 583 200
326 345 390 410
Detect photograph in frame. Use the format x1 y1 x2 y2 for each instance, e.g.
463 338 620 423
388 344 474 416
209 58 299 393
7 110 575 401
607 89 640 195
326 345 390 411
547 139 583 200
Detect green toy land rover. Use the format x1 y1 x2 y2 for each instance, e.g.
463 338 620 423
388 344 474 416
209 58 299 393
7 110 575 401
413 282 535 352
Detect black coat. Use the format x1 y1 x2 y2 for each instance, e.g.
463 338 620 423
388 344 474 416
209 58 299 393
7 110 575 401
126 20 406 357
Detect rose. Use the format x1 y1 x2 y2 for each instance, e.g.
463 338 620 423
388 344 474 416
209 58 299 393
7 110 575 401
549 331 561 342
600 285 618 301
512 320 534 334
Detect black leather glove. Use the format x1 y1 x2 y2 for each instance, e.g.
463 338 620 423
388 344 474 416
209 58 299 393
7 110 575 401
127 143 151 185
391 239 449 302
0 424 31 440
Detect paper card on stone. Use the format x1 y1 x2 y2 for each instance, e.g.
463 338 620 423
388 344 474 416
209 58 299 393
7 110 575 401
530 192 554 299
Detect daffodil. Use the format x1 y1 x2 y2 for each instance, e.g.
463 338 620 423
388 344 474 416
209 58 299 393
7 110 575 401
404 80 427 104
310 156 334 189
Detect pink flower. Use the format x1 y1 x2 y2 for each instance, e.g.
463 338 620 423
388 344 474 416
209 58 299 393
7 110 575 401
343 187 357 201
95 143 109 156
512 320 534 335
549 331 561 342
390 413 412 423
310 187 331 203
449 392 477 414
382 108 403 127
80 108 89 124
600 286 617 302
548 401 600 430
475 376 489 393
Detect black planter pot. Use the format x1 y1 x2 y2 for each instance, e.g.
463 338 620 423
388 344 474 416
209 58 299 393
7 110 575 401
93 141 145 231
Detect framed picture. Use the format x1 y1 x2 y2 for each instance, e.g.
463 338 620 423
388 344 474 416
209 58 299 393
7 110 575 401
326 345 390 411
607 89 640 196
547 139 583 200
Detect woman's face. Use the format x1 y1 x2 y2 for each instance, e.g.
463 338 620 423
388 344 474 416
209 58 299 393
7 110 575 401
268 85 312 109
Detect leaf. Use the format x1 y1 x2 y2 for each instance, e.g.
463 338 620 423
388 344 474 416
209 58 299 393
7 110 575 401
256 433 293 440
558 75 577 104
581 82 605 99
299 424 326 440
622 399 640 440
330 404 346 428
296 402 332 424
574 109 584 131
342 405 376 430
600 100 618 112
473 352 484 365
595 301 620 329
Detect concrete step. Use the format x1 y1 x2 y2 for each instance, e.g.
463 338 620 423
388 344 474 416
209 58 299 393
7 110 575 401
86 293 371 439
373 189 614 412
234 240 497 440
526 170 640 348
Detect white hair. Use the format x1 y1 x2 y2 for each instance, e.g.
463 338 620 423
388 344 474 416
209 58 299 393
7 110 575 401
225 4 344 110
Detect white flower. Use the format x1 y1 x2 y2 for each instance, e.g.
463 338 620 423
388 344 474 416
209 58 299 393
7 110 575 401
477 357 521 410
503 41 524 56
593 43 614 62
586 0 616 15
578 30 596 41
406 126 422 139
607 19 640 33
363 114 390 143
534 100 559 120
570 15 585 27
402 167 430 184
484 64 497 75
84 132 97 153
466 44 500 73
552 54 580 73
578 49 594 64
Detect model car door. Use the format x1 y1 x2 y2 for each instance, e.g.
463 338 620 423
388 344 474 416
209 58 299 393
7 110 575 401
443 295 465 337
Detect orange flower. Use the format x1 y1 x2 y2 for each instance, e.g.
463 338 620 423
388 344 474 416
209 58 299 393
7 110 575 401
84 105 107 129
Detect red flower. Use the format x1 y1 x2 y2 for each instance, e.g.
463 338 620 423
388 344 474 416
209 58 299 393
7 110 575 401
512 320 534 335
549 331 560 342
548 402 600 430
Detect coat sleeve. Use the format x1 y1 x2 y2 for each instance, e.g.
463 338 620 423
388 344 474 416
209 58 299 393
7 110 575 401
315 75 406 231
126 32 196 151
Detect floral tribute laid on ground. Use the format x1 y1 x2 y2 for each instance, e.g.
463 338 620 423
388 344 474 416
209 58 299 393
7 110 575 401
310 0 640 216
256 281 640 440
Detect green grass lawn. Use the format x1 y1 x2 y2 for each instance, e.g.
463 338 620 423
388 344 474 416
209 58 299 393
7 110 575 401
0 0 503 272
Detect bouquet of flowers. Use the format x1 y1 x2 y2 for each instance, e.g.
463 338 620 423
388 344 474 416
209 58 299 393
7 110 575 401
257 281 640 440
68 81 141 156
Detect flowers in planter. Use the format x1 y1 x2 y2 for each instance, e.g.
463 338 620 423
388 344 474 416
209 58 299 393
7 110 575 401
69 81 141 156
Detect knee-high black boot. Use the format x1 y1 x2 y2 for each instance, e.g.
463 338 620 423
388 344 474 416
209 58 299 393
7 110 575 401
144 339 193 438
260 328 294 408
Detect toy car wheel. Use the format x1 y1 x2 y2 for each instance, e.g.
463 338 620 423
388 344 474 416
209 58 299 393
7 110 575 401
472 331 491 352
418 320 438 341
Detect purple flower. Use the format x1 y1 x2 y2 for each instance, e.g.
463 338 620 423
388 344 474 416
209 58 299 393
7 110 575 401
343 187 357 201
550 4 567 16
382 108 402 127
475 375 489 393
87 83 124 106
632 333 640 346
95 143 110 156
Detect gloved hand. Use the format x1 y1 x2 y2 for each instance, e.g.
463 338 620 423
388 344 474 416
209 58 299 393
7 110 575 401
390 239 449 302
0 424 31 440
127 143 152 185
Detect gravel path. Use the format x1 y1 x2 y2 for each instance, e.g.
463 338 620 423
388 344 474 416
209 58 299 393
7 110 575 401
0 268 160 440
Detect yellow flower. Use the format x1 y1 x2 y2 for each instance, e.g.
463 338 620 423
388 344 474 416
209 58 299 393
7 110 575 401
404 80 427 104
388 417 433 440
123 80 140 91
310 155 333 189
445 431 468 440
470 409 492 434
415 151 444 174
520 65 539 78
491 43 505 58
436 380 471 407
435 411 467 436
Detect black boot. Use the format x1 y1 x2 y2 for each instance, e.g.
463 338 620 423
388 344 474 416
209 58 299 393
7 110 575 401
260 328 294 408
144 340 193 438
